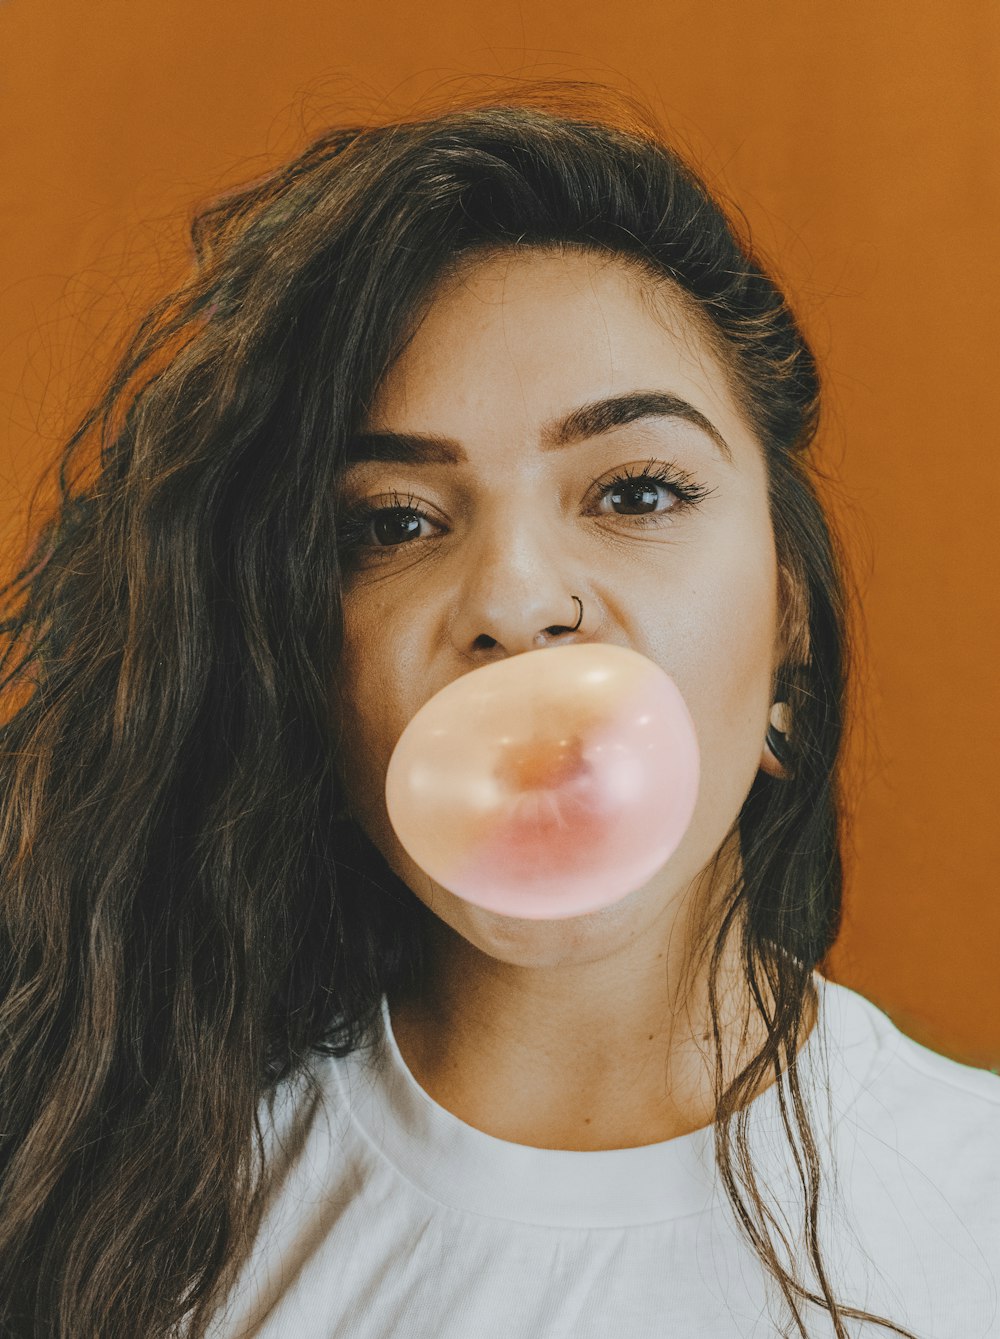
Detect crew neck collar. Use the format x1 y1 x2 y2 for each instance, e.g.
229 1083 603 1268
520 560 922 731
330 971 880 1228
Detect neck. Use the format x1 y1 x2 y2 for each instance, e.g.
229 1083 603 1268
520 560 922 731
388 912 818 1152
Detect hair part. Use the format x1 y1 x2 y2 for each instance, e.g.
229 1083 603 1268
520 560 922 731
0 82 914 1338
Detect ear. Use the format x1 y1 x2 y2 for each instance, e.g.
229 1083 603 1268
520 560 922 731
760 562 810 780
774 559 811 673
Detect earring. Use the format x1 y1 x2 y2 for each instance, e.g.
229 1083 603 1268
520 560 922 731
766 700 792 768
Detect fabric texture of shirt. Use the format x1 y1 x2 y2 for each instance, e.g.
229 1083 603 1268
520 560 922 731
206 973 1000 1339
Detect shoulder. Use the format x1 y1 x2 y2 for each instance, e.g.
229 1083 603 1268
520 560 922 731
845 983 1000 1120
807 982 1000 1335
830 982 1000 1211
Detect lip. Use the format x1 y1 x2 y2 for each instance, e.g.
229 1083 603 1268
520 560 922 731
493 731 590 790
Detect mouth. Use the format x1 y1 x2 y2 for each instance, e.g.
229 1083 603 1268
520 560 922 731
494 734 590 795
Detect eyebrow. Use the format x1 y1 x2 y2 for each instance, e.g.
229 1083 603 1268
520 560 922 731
343 390 734 471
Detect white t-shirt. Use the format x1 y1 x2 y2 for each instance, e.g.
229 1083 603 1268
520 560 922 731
207 973 1000 1339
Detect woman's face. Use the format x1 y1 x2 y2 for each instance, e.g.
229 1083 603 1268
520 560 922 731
332 247 786 968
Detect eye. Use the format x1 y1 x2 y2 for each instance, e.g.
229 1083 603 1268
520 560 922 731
592 460 713 525
336 460 716 558
336 488 433 553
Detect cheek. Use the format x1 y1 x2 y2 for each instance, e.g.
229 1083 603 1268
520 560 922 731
333 627 418 843
715 573 776 715
332 629 385 792
667 536 778 806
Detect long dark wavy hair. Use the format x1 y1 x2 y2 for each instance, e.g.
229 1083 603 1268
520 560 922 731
0 82 917 1339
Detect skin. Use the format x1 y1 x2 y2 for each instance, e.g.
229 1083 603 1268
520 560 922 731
332 246 815 1151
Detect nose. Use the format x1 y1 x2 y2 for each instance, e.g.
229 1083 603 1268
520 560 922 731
531 595 585 647
468 594 587 658
448 524 591 660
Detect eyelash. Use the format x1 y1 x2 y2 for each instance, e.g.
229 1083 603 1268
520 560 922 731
336 459 716 558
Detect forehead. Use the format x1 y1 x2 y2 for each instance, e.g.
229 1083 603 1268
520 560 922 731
366 247 748 447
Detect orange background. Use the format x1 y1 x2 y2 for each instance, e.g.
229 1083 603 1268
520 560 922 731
1 2 997 1066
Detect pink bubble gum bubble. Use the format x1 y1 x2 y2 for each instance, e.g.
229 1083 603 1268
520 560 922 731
384 643 700 920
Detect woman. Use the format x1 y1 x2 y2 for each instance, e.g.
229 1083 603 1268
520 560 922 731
0 84 996 1339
